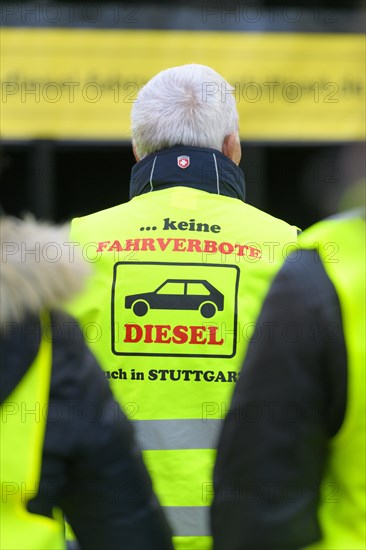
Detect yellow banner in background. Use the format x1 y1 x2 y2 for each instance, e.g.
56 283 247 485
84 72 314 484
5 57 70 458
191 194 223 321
1 28 365 141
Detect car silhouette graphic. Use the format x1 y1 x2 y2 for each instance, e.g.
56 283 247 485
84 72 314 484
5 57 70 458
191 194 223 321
125 279 224 318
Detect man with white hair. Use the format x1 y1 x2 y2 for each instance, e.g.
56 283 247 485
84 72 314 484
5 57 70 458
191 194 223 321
69 64 298 550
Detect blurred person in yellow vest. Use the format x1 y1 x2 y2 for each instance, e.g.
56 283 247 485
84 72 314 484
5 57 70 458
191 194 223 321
211 206 365 549
68 64 299 550
0 211 173 550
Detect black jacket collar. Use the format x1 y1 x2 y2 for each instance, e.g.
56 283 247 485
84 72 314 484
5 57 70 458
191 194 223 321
130 146 246 202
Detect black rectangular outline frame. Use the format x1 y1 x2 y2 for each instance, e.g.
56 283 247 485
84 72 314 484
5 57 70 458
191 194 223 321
111 261 240 358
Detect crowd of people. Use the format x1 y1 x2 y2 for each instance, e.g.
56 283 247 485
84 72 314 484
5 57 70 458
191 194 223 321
1 65 364 550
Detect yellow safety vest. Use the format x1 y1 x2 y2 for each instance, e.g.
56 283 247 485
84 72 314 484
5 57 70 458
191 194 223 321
300 212 366 549
0 313 65 550
69 186 298 550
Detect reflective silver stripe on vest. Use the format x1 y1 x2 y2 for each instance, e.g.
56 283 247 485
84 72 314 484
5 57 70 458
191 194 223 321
135 419 222 450
164 506 210 537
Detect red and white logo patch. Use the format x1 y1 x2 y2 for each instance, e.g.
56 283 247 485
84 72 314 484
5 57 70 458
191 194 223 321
177 155 190 169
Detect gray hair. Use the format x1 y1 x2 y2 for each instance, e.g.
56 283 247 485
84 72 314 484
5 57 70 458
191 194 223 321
131 64 239 159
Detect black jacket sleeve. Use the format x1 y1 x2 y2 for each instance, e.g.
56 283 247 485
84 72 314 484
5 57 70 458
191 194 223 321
28 312 173 550
211 250 347 550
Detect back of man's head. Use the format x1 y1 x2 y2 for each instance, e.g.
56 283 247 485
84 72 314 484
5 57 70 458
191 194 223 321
131 64 238 159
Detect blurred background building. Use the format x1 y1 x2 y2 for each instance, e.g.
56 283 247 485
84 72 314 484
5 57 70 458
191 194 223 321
1 0 365 229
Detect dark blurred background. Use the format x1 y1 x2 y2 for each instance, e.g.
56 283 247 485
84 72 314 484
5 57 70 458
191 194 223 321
1 0 365 230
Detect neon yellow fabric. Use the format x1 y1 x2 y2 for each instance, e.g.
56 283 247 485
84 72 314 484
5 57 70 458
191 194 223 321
0 313 65 550
300 213 366 549
69 186 298 549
